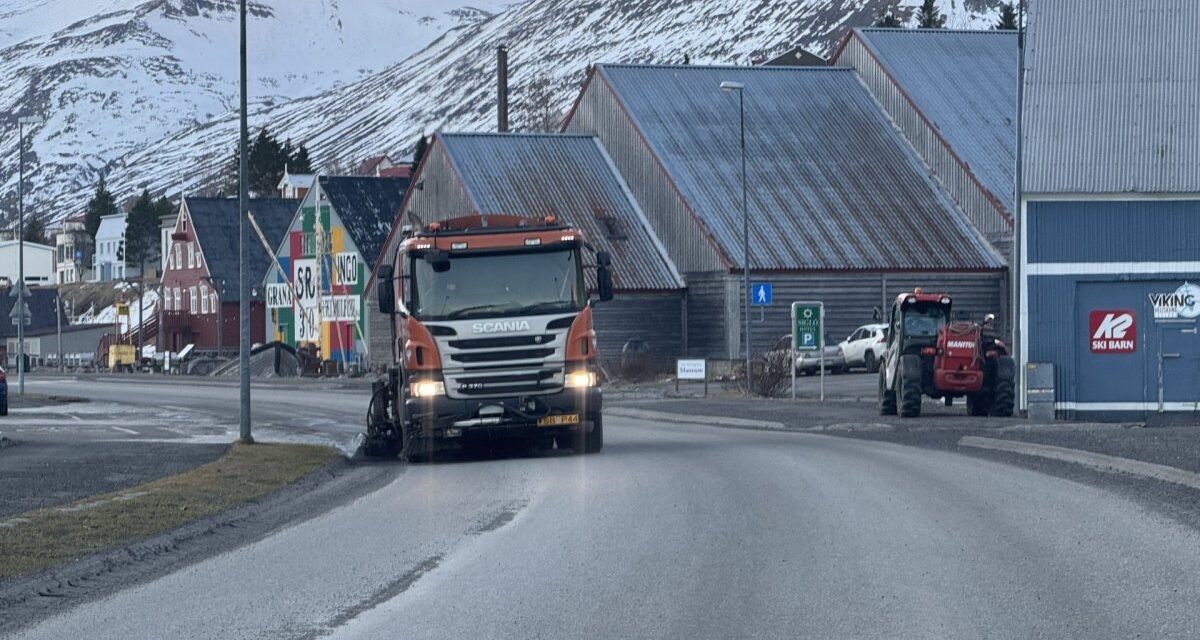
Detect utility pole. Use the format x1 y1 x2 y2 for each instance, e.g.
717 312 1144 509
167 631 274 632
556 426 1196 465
720 81 751 395
56 289 63 372
16 114 40 395
1012 0 1026 412
237 0 253 443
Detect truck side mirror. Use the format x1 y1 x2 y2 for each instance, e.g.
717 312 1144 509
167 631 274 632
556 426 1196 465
377 265 396 315
982 313 996 328
595 251 614 302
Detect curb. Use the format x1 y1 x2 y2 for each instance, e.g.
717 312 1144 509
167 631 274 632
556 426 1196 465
606 407 787 431
959 436 1200 491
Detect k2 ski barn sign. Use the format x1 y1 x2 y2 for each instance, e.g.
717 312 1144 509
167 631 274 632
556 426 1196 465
1089 310 1137 354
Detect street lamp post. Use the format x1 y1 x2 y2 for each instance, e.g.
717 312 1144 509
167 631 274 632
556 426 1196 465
15 114 40 395
237 0 253 443
720 81 751 395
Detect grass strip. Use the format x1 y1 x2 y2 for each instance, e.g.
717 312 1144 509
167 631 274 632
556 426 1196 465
0 442 338 579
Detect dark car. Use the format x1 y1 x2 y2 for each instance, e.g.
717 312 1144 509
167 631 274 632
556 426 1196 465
0 366 7 416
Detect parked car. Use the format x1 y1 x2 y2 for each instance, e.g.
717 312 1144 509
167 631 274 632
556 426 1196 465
838 323 888 372
796 335 846 375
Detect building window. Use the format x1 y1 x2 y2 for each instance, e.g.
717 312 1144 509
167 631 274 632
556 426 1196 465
174 287 181 311
200 284 209 314
210 292 218 313
189 287 198 313
188 243 195 269
174 243 181 270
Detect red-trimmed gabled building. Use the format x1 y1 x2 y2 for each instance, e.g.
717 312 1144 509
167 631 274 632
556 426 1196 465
158 197 297 356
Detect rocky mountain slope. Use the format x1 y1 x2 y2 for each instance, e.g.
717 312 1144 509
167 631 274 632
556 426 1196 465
2 0 1011 221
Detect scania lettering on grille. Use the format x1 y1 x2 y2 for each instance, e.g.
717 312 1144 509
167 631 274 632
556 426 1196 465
472 320 532 334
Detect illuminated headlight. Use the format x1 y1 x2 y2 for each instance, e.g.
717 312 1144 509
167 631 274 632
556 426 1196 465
565 371 597 388
410 380 445 398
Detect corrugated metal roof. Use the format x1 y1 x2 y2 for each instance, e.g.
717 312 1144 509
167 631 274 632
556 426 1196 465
437 132 685 291
1023 0 1200 194
597 64 1003 271
184 197 298 302
317 176 409 268
855 28 1018 215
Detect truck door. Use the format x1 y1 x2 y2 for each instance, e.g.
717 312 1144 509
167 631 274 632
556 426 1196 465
1157 323 1200 414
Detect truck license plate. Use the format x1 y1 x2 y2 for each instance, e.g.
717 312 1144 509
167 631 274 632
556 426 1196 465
537 413 580 427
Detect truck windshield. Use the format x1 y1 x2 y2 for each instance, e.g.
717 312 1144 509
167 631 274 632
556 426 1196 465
903 303 949 338
412 248 585 321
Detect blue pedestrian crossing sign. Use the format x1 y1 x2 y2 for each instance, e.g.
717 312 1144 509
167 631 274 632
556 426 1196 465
751 283 772 306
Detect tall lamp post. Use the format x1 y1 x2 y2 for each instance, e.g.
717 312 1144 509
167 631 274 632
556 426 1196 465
15 114 41 395
720 81 751 395
237 0 253 443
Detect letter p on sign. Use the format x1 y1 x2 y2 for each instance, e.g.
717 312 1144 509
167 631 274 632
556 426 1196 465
1089 310 1137 354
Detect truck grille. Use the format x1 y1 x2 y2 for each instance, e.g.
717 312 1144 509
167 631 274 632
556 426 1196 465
452 370 559 396
450 348 555 364
448 335 555 349
437 320 571 399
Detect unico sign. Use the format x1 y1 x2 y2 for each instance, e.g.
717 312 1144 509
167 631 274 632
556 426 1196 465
1089 310 1136 354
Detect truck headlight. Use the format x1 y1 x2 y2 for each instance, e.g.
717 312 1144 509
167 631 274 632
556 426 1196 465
565 371 597 388
410 380 445 398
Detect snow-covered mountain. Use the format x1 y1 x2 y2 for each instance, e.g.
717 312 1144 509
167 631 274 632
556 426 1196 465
3 0 1010 222
0 0 509 221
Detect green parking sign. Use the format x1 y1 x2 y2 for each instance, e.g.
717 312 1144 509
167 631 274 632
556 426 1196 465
792 302 823 352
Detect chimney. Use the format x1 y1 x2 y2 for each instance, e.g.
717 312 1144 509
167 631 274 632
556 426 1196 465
497 45 509 132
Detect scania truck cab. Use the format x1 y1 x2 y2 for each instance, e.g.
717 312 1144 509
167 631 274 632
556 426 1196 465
368 214 614 460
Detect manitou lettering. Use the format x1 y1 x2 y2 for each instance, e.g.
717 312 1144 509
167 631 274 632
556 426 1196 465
1088 310 1137 354
947 340 975 349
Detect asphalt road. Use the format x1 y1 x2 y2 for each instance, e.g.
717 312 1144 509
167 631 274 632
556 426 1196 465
22 375 372 451
9 390 1200 639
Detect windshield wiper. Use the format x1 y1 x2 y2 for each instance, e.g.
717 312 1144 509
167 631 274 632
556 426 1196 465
445 304 509 319
520 301 575 315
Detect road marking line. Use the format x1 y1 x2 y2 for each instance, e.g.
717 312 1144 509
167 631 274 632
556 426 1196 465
111 426 140 435
606 407 786 431
959 436 1200 491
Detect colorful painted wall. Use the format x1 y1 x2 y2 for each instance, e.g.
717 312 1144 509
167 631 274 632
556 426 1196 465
265 196 369 366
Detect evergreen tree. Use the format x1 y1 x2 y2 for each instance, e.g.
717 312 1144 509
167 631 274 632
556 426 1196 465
124 189 159 274
292 145 313 173
995 3 1018 29
411 134 428 170
874 7 902 27
155 195 174 222
917 0 946 28
22 217 46 244
85 175 119 241
216 128 312 196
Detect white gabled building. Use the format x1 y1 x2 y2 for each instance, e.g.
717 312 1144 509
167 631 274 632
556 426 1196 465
93 213 133 282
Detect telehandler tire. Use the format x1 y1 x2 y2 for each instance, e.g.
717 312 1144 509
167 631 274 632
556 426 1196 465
899 354 923 418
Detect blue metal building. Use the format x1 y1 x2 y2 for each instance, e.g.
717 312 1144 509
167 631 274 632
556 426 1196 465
1021 0 1200 420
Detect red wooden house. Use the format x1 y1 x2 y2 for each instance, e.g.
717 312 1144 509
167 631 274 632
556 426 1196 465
159 197 297 355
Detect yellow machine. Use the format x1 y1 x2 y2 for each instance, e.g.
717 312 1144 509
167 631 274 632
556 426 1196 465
108 344 137 371
109 302 137 372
